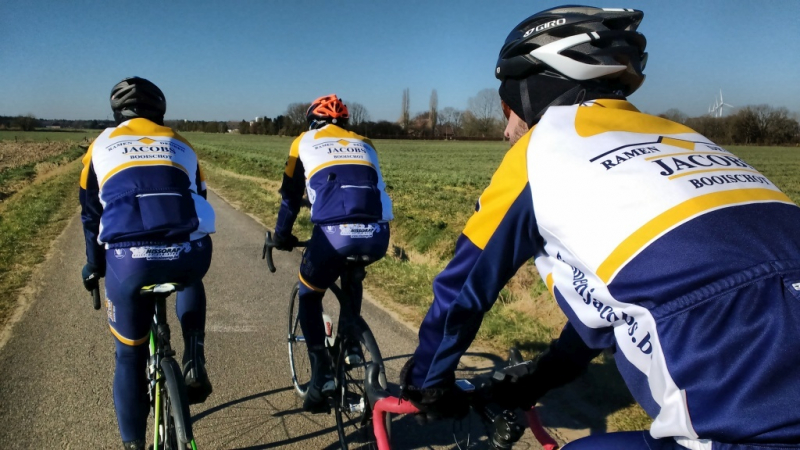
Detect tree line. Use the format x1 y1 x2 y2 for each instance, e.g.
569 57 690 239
660 105 800 146
4 95 799 145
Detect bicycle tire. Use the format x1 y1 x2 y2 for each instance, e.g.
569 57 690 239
333 316 390 450
160 357 194 449
287 283 312 398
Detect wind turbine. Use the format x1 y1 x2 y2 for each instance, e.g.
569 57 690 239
708 97 720 117
717 90 733 117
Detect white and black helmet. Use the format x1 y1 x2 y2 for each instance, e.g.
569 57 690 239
497 6 647 96
110 77 166 124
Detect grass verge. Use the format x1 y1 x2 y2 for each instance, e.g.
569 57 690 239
0 159 83 327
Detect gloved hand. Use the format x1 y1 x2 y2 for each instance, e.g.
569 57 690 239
399 357 470 423
273 232 299 252
81 263 103 292
489 340 596 411
487 367 549 411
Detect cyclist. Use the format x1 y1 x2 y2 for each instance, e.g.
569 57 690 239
79 77 216 450
402 6 800 449
272 94 393 412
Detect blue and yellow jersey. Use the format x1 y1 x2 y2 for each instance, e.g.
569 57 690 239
275 124 393 237
412 100 800 446
79 118 215 267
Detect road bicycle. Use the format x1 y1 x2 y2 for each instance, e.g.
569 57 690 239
263 231 390 449
91 283 197 450
365 348 559 450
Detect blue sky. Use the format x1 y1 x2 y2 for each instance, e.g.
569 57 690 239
2 0 799 122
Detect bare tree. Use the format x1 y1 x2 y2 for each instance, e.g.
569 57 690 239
464 89 503 137
347 102 370 127
401 88 410 130
733 105 800 145
439 107 463 139
658 108 688 124
429 89 438 136
285 102 311 126
408 111 430 137
766 107 800 144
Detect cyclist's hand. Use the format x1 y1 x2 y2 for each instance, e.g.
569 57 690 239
81 263 103 292
399 357 469 422
488 372 546 411
273 232 298 252
490 340 595 410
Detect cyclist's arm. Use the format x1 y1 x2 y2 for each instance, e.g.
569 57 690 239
366 141 394 222
275 136 306 237
196 161 208 200
78 143 105 271
411 136 541 388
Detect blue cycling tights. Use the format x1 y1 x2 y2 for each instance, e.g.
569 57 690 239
104 237 212 443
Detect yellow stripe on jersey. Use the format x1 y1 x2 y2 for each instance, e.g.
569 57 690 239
307 160 376 178
597 188 794 283
462 132 531 250
79 142 95 189
313 124 373 147
576 100 694 137
109 118 175 138
109 325 149 346
100 160 189 187
545 272 555 297
285 133 304 176
661 137 695 150
109 118 194 148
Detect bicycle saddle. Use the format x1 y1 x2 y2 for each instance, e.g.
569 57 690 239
139 283 183 296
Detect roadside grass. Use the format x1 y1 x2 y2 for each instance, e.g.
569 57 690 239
0 142 85 202
187 133 799 433
0 159 82 327
0 135 93 328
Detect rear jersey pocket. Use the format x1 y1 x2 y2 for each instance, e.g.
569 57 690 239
137 191 198 233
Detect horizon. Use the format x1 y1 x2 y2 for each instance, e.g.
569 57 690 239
3 0 799 122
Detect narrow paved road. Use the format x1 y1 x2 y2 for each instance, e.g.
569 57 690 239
0 191 569 449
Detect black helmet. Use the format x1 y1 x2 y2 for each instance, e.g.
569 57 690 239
110 77 166 125
497 6 647 125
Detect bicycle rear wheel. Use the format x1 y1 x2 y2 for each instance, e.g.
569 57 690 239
158 357 195 450
287 283 312 397
333 316 390 450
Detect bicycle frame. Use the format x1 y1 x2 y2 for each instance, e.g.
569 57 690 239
148 290 198 450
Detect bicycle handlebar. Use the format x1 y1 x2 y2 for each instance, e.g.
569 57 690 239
261 231 308 273
365 356 559 450
91 287 101 310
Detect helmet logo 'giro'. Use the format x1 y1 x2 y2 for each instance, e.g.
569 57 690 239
524 18 566 37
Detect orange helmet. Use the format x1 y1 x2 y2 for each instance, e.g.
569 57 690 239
306 94 349 129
